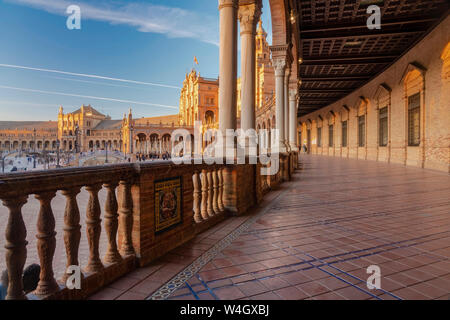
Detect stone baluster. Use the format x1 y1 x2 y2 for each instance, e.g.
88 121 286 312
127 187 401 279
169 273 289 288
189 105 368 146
217 168 225 212
61 188 82 282
2 196 28 300
34 192 59 296
85 184 104 273
212 169 220 214
103 182 122 263
200 169 209 220
118 180 135 256
207 170 214 217
192 172 202 223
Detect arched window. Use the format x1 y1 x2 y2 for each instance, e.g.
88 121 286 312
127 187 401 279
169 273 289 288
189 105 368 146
401 63 426 148
205 110 215 125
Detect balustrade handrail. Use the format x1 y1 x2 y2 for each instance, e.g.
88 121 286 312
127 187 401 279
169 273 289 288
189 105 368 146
0 159 234 199
0 153 283 300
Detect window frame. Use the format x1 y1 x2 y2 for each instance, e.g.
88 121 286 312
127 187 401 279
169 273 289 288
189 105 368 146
341 120 348 147
407 93 421 146
358 115 366 147
328 124 334 147
317 127 322 147
378 107 388 147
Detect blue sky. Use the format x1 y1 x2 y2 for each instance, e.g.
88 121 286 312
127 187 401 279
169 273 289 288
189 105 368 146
0 0 272 121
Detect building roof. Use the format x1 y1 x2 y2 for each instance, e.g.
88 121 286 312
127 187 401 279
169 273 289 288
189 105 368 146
134 114 179 126
93 120 122 130
0 121 58 131
70 105 105 117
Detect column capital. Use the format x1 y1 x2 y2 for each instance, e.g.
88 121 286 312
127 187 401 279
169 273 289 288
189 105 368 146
238 2 262 35
272 57 286 77
218 0 238 10
289 90 298 101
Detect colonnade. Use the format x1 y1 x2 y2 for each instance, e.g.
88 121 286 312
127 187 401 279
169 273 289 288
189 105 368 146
218 0 298 152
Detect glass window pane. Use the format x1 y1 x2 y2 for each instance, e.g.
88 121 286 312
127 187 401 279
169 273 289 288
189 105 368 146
342 121 347 147
408 93 420 146
329 125 334 147
358 115 365 147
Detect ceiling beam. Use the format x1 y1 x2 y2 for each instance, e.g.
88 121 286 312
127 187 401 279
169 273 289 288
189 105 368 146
301 30 425 41
300 17 437 33
300 88 355 93
301 75 371 81
302 55 397 65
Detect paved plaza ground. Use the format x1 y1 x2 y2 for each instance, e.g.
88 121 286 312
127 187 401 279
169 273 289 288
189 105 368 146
1 155 449 300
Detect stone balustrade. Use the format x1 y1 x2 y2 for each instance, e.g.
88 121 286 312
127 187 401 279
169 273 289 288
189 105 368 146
0 154 296 300
0 164 136 300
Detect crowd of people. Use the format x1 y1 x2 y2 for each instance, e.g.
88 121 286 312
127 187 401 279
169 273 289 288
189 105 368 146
135 151 172 162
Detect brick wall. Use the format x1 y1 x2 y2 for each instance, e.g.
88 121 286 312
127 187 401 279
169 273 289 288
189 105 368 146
299 16 450 173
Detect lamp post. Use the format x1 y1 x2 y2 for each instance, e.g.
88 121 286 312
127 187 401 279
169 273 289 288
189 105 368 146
1 152 5 173
56 139 60 168
119 131 123 157
74 124 79 153
33 128 36 153
130 125 134 156
105 140 109 163
33 128 36 169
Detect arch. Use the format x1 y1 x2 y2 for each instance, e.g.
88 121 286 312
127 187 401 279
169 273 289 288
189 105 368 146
149 133 160 153
400 62 427 85
267 0 299 81
205 110 215 125
268 0 288 46
403 64 425 153
161 133 171 151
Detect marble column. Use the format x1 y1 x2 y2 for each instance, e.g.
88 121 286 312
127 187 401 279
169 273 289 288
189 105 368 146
238 2 261 131
272 57 287 153
218 0 238 133
289 90 299 151
284 68 290 150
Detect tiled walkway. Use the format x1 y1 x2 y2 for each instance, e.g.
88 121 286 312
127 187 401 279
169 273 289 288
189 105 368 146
91 155 450 300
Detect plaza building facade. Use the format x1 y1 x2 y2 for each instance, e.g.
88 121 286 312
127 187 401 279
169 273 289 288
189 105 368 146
0 121 58 153
0 21 279 157
179 20 277 135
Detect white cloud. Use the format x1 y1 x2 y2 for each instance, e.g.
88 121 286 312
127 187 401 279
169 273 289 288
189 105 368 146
0 85 179 109
0 63 181 89
6 0 220 46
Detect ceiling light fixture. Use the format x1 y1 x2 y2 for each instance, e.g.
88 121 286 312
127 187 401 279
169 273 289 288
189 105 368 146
290 10 296 24
344 41 363 47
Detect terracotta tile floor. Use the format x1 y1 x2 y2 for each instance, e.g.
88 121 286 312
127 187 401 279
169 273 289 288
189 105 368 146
93 155 449 299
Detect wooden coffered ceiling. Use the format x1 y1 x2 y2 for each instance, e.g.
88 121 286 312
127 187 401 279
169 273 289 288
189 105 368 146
293 0 449 117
